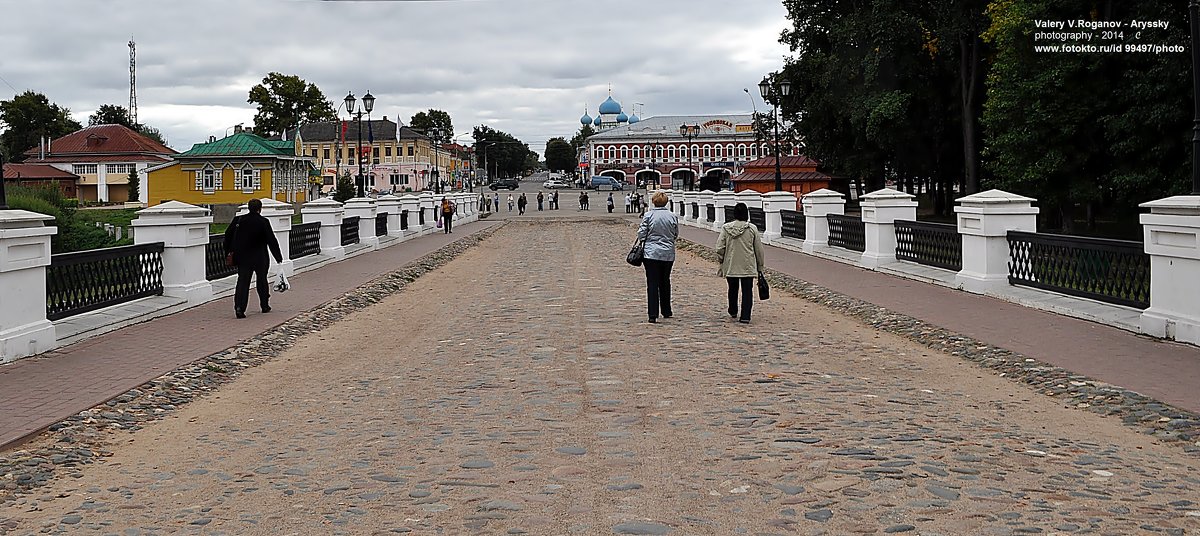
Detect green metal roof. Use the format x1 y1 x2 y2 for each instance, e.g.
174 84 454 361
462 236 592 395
179 132 296 158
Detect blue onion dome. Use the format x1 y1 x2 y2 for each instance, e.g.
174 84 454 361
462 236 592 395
628 114 640 124
598 96 622 115
580 112 592 125
616 112 629 123
593 115 602 126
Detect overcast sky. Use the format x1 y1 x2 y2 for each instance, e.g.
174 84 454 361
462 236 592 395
0 0 791 156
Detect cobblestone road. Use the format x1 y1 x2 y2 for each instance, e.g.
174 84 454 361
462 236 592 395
3 220 1199 535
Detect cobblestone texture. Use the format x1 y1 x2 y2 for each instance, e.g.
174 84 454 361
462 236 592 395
0 220 1198 535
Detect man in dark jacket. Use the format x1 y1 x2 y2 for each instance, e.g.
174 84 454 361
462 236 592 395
224 199 284 319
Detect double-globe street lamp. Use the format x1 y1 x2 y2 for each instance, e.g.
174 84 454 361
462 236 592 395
679 124 700 191
758 74 792 193
428 128 444 195
343 91 375 198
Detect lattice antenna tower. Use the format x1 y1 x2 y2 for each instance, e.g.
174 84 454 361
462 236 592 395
128 39 138 126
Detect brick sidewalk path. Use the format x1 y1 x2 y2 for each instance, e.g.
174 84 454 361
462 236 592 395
0 221 499 450
679 226 1200 414
1 220 1197 535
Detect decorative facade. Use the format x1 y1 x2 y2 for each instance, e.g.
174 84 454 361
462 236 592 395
145 128 313 206
23 124 176 203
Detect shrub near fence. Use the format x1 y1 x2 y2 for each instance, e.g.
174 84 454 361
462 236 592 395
895 220 962 271
46 243 165 320
1007 230 1150 309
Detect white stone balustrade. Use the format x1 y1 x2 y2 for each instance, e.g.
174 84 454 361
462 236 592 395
801 189 846 253
0 210 58 362
734 190 763 210
132 201 214 304
696 190 716 227
761 191 799 243
953 189 1038 292
344 198 379 249
419 192 435 235
259 198 295 276
712 190 736 230
301 198 346 259
399 195 421 238
377 194 402 238
860 188 918 269
1139 195 1200 345
682 192 699 224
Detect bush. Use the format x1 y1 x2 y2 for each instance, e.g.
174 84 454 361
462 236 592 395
333 174 355 203
6 184 119 253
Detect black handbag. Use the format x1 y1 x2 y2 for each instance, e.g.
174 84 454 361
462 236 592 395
758 271 770 300
626 238 646 267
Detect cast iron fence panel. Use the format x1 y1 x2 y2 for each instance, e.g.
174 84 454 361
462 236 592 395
400 210 409 231
418 208 426 226
341 216 360 246
289 222 321 260
895 220 962 271
1007 230 1149 309
706 204 716 222
376 213 388 237
749 207 766 232
724 205 736 223
827 214 865 252
205 234 237 281
47 242 165 321
678 201 686 217
780 209 805 240
691 203 699 220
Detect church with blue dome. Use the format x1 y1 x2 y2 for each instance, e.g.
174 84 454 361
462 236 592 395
580 91 639 132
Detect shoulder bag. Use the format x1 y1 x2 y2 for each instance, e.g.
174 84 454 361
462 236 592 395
626 237 646 267
758 271 770 300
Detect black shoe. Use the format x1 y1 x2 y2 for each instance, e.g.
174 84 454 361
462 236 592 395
663 314 672 319
739 319 750 324
647 318 657 324
261 306 271 313
235 311 246 319
729 312 737 319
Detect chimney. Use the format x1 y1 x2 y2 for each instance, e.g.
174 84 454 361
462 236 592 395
234 124 243 134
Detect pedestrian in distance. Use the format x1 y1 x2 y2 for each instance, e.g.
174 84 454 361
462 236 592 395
441 196 456 234
552 190 560 210
607 192 615 213
224 198 284 319
518 193 527 214
578 191 586 210
508 194 515 212
624 193 632 213
583 191 590 210
716 202 765 324
494 192 501 213
636 191 679 324
537 191 545 211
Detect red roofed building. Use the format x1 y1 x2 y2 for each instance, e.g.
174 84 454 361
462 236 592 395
732 156 839 202
23 124 176 203
2 163 79 198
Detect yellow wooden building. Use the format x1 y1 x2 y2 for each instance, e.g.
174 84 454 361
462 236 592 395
146 129 313 207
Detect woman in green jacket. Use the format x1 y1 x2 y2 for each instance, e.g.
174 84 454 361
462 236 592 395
715 202 765 323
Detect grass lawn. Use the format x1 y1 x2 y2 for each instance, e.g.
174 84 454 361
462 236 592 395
76 208 303 236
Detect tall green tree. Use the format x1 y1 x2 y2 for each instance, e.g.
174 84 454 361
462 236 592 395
568 124 595 156
87 103 168 146
0 91 82 162
247 72 337 137
545 138 575 173
473 125 531 179
409 110 454 143
126 169 140 203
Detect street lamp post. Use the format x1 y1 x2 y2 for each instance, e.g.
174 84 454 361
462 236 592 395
759 74 792 193
429 128 442 195
343 91 376 198
679 124 700 191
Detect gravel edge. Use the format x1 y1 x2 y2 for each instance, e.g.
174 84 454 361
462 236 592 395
676 237 1200 456
0 224 504 507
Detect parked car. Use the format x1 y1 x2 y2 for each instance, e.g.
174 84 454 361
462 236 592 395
488 178 520 190
542 179 571 189
589 176 624 191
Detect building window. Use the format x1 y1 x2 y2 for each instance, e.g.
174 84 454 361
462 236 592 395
105 163 134 175
738 145 746 158
726 145 735 159
385 146 392 157
667 146 676 160
390 173 400 186
240 166 255 190
323 148 330 160
373 147 380 158
703 145 711 158
73 164 98 175
367 174 376 188
408 145 415 157
310 149 318 159
692 146 699 159
620 147 628 160
196 166 219 191
751 144 758 157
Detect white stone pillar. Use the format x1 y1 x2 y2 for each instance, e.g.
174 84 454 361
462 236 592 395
681 192 697 224
697 190 715 227
859 188 918 269
399 195 421 238
301 197 345 259
953 189 1038 292
1139 196 1200 344
377 194 402 238
132 201 214 304
712 191 736 231
761 191 799 243
259 198 294 276
419 192 435 235
344 197 379 250
0 210 57 362
734 190 763 209
801 189 846 253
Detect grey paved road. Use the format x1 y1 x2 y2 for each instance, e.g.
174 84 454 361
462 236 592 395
2 220 1198 535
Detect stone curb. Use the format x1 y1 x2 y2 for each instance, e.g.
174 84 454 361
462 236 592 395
0 223 506 506
676 238 1200 455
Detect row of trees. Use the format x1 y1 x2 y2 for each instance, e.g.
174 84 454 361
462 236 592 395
0 92 169 162
472 125 539 179
778 0 1192 232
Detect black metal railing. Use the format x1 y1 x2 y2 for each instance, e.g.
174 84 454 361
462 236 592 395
205 234 237 281
1007 231 1149 309
827 214 865 252
341 216 360 246
724 205 736 223
895 220 962 271
678 200 686 217
376 212 388 237
706 204 716 223
780 209 805 240
418 208 426 227
289 222 321 260
400 210 409 231
46 243 165 321
691 202 699 220
749 207 766 232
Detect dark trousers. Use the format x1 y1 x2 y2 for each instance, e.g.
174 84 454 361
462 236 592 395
727 277 754 321
234 261 270 313
443 212 453 233
643 259 674 320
